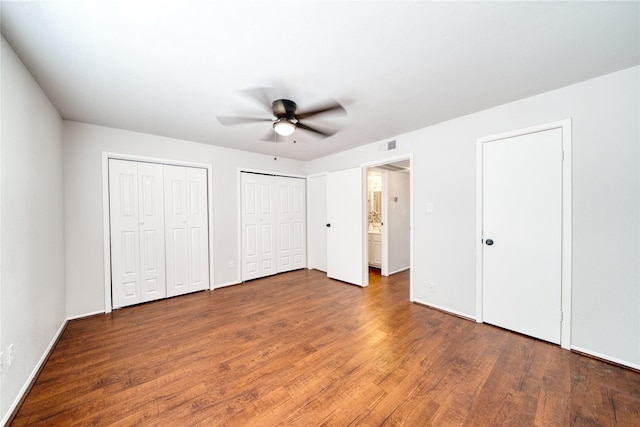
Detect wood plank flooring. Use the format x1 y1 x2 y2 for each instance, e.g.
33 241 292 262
10 269 640 426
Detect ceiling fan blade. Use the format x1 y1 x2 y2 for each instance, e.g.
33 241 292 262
217 116 273 126
296 122 337 137
239 87 278 113
260 128 277 141
296 101 345 119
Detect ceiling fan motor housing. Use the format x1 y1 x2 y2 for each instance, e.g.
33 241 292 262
272 99 297 118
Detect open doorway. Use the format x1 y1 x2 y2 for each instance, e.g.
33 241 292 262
366 159 411 285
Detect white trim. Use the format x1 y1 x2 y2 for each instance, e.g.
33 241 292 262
66 310 105 321
239 167 306 179
571 346 640 371
236 168 243 284
475 119 572 350
1 319 67 427
213 280 243 289
381 171 389 276
101 152 215 312
361 166 369 287
413 298 475 321
387 266 410 276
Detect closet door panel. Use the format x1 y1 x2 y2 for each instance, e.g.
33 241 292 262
241 174 276 280
276 177 306 273
165 165 210 296
138 162 167 302
186 167 209 292
109 159 141 308
165 165 190 297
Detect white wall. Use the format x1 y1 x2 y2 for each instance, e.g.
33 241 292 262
1 37 66 422
387 171 410 274
307 66 640 367
307 174 327 272
63 121 306 317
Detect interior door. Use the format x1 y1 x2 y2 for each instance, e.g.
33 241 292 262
482 128 563 344
327 167 365 286
164 165 209 297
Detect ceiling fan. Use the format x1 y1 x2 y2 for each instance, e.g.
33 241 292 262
217 88 346 140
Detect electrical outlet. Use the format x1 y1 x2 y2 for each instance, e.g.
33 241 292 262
8 344 14 367
428 282 436 293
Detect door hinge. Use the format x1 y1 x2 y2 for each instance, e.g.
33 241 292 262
559 311 563 322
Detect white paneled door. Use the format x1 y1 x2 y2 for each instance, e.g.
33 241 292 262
241 173 306 281
109 159 209 308
482 128 563 344
164 165 210 297
109 160 166 308
241 173 277 281
276 176 306 273
326 167 365 287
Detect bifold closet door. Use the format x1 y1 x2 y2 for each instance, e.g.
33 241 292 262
164 165 210 297
241 173 277 281
275 176 306 273
109 159 166 308
241 173 307 281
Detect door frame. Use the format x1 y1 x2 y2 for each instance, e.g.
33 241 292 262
363 154 413 299
475 119 572 349
101 152 214 313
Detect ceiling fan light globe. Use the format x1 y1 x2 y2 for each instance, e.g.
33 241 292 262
274 120 296 136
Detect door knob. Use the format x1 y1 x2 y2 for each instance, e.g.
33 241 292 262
485 239 494 246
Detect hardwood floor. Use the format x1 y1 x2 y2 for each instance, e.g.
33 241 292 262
10 269 640 426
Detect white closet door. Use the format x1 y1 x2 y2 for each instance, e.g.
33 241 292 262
165 165 210 297
110 160 142 308
186 167 210 292
241 173 277 280
276 176 306 273
110 160 166 308
137 162 167 303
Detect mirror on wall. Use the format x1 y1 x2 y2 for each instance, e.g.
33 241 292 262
368 171 383 231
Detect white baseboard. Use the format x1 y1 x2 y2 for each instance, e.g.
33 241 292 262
387 266 410 275
214 280 242 289
66 310 105 321
2 319 68 427
411 298 476 321
571 345 640 371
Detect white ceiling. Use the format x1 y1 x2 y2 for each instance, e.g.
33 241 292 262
1 1 638 161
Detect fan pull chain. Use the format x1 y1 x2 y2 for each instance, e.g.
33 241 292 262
273 130 277 160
